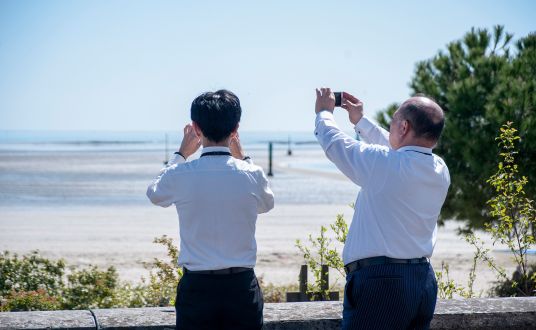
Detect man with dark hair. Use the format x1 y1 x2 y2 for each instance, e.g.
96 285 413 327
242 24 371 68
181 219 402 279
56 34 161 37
314 88 450 329
147 89 274 330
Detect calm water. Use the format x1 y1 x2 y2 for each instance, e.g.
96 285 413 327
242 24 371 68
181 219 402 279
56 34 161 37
0 131 359 208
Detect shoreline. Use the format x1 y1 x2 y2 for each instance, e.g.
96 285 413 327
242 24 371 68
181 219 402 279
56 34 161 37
1 204 532 296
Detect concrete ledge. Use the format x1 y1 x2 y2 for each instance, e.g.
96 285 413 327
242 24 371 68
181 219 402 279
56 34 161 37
92 308 175 330
0 310 95 330
0 298 535 329
432 297 536 330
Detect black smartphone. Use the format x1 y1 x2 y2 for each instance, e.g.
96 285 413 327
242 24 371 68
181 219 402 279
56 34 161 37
334 92 342 107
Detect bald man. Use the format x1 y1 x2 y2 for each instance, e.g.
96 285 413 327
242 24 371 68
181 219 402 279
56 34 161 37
314 89 450 330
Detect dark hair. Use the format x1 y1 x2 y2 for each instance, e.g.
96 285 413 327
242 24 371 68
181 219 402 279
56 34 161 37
399 96 445 142
190 90 241 143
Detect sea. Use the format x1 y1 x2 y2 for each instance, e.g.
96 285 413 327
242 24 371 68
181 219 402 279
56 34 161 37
0 130 359 208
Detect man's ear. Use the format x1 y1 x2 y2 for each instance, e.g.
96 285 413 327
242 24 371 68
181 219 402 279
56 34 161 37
401 120 410 137
192 121 202 137
231 123 240 137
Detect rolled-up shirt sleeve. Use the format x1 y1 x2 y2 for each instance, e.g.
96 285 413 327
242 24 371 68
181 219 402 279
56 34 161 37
146 155 185 207
253 169 275 214
314 111 385 187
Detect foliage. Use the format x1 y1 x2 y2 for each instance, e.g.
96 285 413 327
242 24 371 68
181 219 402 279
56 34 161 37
0 289 61 312
257 277 298 303
492 264 536 296
138 235 183 307
295 213 348 300
435 262 465 299
0 251 65 298
375 103 398 133
375 26 536 228
62 265 119 309
484 122 535 295
0 235 185 311
462 122 536 296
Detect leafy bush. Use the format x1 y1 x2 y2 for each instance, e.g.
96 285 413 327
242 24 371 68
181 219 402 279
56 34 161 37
296 212 348 300
0 235 184 311
463 122 536 296
0 289 61 312
137 235 182 307
492 265 536 297
0 251 65 298
257 277 297 303
62 265 119 309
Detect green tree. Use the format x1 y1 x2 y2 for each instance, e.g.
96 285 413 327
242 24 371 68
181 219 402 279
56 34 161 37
375 26 536 228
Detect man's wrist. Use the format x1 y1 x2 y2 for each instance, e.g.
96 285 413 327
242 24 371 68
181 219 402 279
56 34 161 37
354 116 374 135
316 110 335 120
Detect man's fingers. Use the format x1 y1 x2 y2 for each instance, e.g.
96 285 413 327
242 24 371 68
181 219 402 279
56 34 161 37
343 92 360 103
341 100 356 110
316 88 321 98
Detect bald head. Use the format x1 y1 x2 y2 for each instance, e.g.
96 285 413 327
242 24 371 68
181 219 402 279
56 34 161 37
398 96 445 143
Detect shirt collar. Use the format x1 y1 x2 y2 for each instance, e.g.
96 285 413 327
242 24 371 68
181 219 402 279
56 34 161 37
201 146 231 155
397 145 433 155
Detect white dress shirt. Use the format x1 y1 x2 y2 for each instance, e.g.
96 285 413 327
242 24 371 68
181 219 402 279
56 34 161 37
315 112 450 264
146 146 274 271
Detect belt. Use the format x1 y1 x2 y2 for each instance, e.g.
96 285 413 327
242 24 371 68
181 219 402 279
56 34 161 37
344 256 428 275
183 267 252 275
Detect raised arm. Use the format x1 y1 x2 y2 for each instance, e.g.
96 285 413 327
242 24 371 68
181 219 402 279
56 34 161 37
314 88 385 187
229 132 274 212
355 116 391 147
342 92 391 148
146 124 201 207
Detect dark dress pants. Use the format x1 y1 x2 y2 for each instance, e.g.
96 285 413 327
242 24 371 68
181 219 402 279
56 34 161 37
175 269 263 330
342 263 437 330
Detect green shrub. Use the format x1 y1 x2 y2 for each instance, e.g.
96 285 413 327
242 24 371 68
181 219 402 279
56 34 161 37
0 235 304 310
296 212 348 300
0 251 65 298
464 122 536 296
0 289 61 312
257 277 298 303
62 265 119 309
137 235 182 307
492 265 536 296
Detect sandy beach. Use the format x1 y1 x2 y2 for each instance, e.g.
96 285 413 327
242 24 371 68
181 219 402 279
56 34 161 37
1 145 533 296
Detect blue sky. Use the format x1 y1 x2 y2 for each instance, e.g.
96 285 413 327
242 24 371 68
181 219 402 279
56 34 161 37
0 0 534 132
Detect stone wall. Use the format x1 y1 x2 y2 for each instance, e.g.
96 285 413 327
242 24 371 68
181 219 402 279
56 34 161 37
1 297 535 329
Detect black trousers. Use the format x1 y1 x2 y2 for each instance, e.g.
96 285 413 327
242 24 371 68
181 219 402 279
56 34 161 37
175 269 263 330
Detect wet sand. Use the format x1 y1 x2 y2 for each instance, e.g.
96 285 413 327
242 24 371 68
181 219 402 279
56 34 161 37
1 147 532 296
1 203 531 296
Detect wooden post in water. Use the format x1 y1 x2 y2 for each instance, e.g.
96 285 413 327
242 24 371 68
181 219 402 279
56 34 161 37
287 135 292 156
163 133 169 165
268 142 273 177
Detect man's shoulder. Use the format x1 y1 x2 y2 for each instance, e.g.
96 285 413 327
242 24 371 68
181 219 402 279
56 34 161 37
230 158 265 174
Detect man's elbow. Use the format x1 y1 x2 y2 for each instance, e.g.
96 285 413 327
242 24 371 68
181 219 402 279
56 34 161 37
258 194 275 214
146 186 170 207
